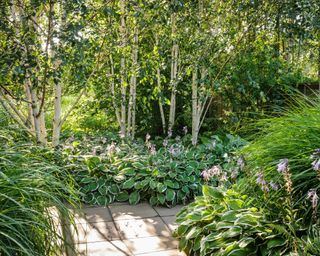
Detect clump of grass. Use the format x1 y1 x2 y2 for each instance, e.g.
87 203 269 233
241 93 320 221
0 130 79 256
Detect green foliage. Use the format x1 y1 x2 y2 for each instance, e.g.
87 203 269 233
63 133 245 206
174 185 320 256
240 94 320 221
0 130 79 256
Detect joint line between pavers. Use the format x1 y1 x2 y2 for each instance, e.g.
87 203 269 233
107 205 134 256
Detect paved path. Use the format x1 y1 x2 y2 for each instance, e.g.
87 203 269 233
70 203 186 256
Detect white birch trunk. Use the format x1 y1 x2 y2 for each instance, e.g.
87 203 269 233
127 25 138 138
168 12 179 133
109 55 121 126
155 34 166 134
30 86 42 144
192 66 199 145
119 0 127 138
52 83 62 147
157 67 166 134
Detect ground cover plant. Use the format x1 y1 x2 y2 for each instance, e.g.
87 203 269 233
0 129 79 256
174 95 320 255
62 132 246 207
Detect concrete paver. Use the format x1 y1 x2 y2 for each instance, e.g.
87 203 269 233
69 202 185 256
109 203 158 220
115 217 171 239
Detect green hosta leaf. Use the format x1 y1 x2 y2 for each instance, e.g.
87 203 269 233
165 189 175 201
239 237 255 248
228 199 244 210
186 227 202 239
267 237 286 249
168 172 176 178
97 178 105 187
157 183 167 193
149 196 158 206
226 248 253 256
96 196 108 206
193 235 202 252
84 193 94 203
164 180 175 188
182 186 190 194
80 177 93 184
121 167 135 176
170 161 178 169
122 178 135 189
175 225 189 236
82 182 99 193
149 180 157 189
157 193 165 204
221 210 238 222
129 191 140 205
114 174 126 182
98 184 108 195
202 185 224 199
132 162 145 169
216 221 234 230
177 190 186 200
221 226 242 238
179 237 188 251
115 191 129 202
188 160 199 169
85 156 101 169
235 214 259 227
134 181 144 189
108 184 120 194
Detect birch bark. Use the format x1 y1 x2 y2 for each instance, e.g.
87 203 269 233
155 34 166 134
119 0 127 138
168 12 179 133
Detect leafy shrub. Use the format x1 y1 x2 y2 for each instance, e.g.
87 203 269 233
63 133 246 206
0 131 79 256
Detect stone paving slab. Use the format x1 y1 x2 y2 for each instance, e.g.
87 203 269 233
115 217 171 239
68 202 186 256
86 221 120 242
122 236 179 255
135 249 186 256
109 203 158 220
77 240 131 256
82 207 113 223
161 216 178 232
153 205 184 217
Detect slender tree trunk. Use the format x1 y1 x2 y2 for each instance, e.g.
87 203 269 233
157 68 166 134
39 107 47 145
131 26 138 139
52 83 62 147
127 23 138 138
155 34 166 134
192 66 198 145
109 55 121 126
168 12 179 133
119 0 127 138
24 83 34 131
30 85 42 144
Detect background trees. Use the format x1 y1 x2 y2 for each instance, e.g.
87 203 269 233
0 0 319 146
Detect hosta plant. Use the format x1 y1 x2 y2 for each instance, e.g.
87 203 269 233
62 132 246 206
175 185 320 255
